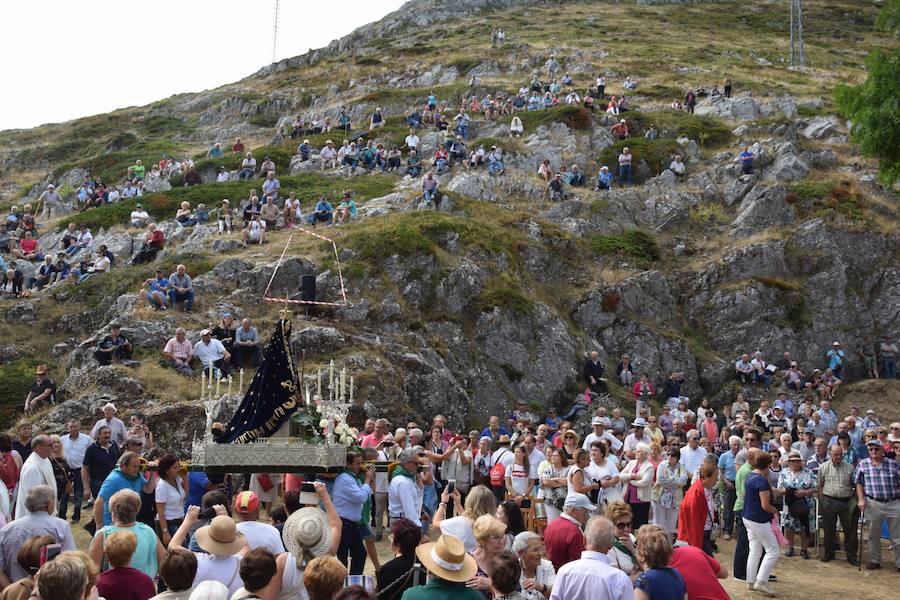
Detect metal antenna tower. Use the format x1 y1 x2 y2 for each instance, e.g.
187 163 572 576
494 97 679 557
789 0 806 67
272 0 280 64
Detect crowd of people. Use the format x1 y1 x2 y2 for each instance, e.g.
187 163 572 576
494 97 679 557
2 341 898 600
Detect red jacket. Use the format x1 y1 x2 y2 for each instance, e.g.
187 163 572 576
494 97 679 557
677 479 709 549
543 514 584 571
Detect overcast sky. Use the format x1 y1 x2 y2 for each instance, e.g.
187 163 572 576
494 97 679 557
0 0 406 132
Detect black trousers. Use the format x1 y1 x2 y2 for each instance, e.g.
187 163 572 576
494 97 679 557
822 495 858 559
630 501 650 529
337 518 367 575
733 510 750 579
58 467 84 520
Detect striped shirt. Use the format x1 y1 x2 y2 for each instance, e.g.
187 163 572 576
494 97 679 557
818 459 854 498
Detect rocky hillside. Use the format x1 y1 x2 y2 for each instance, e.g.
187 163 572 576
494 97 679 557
1 0 898 449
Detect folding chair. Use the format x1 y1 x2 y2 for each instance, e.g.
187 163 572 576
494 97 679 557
532 499 548 535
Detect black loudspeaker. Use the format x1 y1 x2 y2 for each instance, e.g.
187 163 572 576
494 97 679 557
300 275 316 302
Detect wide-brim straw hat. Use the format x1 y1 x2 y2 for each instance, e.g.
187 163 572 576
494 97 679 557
282 507 332 560
415 535 477 583
194 515 246 556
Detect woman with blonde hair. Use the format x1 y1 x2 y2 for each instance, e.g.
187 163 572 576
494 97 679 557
566 449 594 499
468 515 506 598
48 435 71 513
560 430 580 464
60 550 100 600
633 524 687 600
433 484 497 552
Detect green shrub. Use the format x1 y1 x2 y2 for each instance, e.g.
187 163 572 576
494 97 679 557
249 113 280 128
59 173 396 231
475 276 534 315
355 57 382 66
143 115 196 136
519 105 592 132
588 229 660 264
597 138 681 181
0 359 41 426
624 110 732 147
449 56 480 74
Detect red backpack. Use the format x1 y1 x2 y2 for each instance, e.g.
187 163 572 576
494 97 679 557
0 453 19 490
489 450 509 487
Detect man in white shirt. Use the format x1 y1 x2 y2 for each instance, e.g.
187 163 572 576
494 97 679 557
216 167 230 182
582 417 623 454
623 418 652 460
404 129 419 151
680 430 708 477
194 329 231 379
388 448 424 527
60 420 93 521
549 516 631 600
234 491 285 554
15 436 58 519
522 434 546 483
130 203 150 228
90 402 128 448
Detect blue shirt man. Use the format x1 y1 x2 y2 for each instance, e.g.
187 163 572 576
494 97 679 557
718 446 739 481
95 460 156 527
308 199 333 225
773 394 795 418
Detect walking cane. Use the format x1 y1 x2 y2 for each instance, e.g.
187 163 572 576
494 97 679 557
857 505 865 571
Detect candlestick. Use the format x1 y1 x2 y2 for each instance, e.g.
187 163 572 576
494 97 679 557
341 368 347 401
349 376 354 402
227 376 232 397
329 360 334 398
200 372 205 399
216 377 221 397
305 384 311 406
317 369 322 398
239 368 244 391
208 364 214 392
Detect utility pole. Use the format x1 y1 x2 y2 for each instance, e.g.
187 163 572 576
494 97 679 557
272 0 280 64
790 0 806 67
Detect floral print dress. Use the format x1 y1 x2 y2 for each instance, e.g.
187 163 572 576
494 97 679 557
777 467 816 532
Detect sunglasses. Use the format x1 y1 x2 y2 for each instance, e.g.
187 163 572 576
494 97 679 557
615 522 632 530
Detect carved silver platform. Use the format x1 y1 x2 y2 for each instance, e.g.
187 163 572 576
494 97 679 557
190 436 347 473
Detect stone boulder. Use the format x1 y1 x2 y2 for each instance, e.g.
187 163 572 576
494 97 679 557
695 95 760 121
802 116 839 140
142 175 172 193
730 185 794 238
765 152 808 182
446 173 498 201
295 326 346 354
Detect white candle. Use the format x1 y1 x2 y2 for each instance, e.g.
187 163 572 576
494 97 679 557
208 364 214 391
329 360 334 397
227 376 232 397
341 368 347 401
200 372 205 399
349 376 354 402
317 369 322 398
239 368 244 391
216 377 221 397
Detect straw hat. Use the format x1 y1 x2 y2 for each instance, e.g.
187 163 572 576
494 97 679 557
282 507 332 561
194 515 246 556
415 535 477 582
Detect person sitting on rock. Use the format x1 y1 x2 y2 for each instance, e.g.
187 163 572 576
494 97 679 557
121 181 139 199
238 153 257 180
183 165 202 186
143 269 170 310
260 196 279 230
211 312 237 356
467 144 485 170
645 124 659 140
584 93 595 111
335 192 358 224
132 222 164 265
0 222 12 253
435 112 450 132
670 98 683 111
12 230 40 261
537 159 552 182
320 140 338 170
129 203 150 229
168 264 195 312
606 96 620 115
75 248 110 283
386 146 402 171
208 143 223 158
487 146 505 176
27 255 57 290
360 142 377 172
566 164 585 187
65 225 93 256
751 351 771 389
404 129 420 153
163 328 194 376
595 165 613 192
308 196 333 227
735 353 753 384
623 76 637 91
546 173 565 202
528 91 541 111
24 364 56 414
406 149 422 177
610 119 628 140
433 146 449 174
127 160 145 181
370 107 385 129
213 199 234 235
233 318 261 368
216 166 230 182
195 329 231 380
449 137 467 165
261 172 280 202
737 146 754 175
176 201 198 227
281 192 300 229
421 173 439 206
617 148 633 186
298 139 312 162
618 96 631 113
94 323 133 366
51 253 70 281
509 115 523 138
406 109 422 129
242 214 267 245
669 155 686 180
2 261 24 296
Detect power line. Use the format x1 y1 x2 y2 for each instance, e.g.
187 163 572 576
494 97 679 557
790 0 805 67
272 0 280 64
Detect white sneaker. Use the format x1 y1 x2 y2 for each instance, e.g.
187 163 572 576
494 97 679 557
753 582 777 597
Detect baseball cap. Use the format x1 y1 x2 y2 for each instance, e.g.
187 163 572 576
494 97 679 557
564 493 596 511
833 341 840 346
803 426 815 434
591 416 604 426
866 438 883 447
200 329 211 336
234 491 260 514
